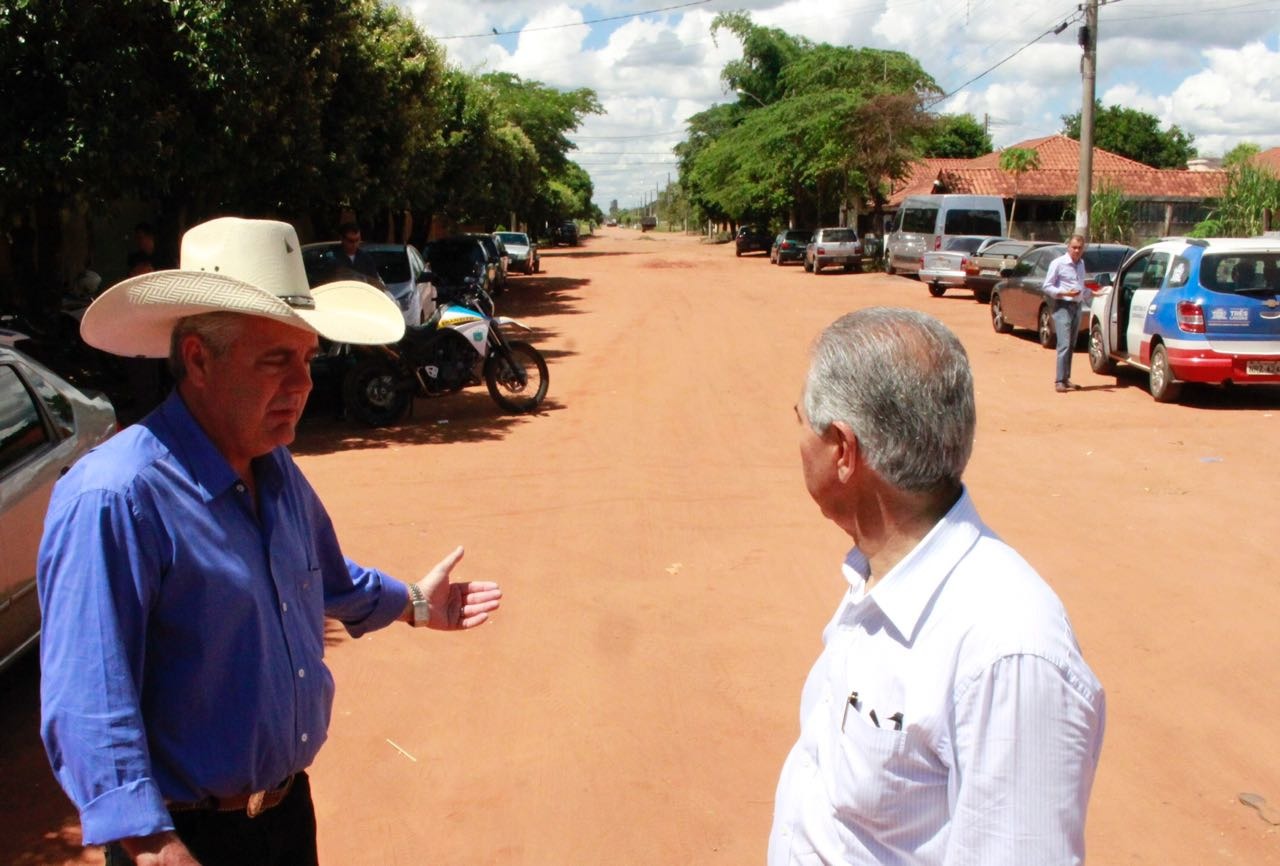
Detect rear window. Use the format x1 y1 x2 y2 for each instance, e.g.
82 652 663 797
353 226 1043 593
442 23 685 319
495 233 526 245
784 231 812 243
1200 253 1280 293
944 209 1003 236
943 236 986 253
369 250 410 284
1083 248 1131 273
984 242 1029 257
822 229 858 243
901 206 937 233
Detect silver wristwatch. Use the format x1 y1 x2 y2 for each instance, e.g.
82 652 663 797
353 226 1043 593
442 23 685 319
408 583 430 627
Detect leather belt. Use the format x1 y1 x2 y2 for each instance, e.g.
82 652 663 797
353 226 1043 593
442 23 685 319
167 773 297 818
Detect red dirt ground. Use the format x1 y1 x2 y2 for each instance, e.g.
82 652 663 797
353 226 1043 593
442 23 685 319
3 227 1280 864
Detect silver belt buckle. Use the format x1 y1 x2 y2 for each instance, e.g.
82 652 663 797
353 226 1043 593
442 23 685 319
246 790 266 818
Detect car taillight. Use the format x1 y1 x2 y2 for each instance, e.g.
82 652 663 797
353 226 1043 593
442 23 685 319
817 246 825 254
1177 301 1205 333
934 236 941 250
1085 280 1100 292
960 257 968 270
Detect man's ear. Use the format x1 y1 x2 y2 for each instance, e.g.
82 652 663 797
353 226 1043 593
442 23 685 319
829 421 860 483
179 334 212 388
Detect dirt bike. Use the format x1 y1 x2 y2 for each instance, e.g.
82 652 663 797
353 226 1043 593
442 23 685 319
341 292 548 427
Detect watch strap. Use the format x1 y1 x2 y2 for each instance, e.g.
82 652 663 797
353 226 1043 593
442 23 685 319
408 583 430 627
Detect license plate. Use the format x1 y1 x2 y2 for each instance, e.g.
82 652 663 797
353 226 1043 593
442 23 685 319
1246 360 1280 375
980 269 997 276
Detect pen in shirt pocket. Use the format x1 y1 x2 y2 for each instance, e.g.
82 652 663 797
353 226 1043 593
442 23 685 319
841 691 904 732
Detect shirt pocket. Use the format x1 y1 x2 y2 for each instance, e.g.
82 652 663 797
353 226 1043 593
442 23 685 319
831 711 942 832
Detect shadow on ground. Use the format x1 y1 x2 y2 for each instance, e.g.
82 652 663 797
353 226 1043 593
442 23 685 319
0 651 100 866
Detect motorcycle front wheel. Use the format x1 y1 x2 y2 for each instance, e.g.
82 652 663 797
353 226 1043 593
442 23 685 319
342 357 412 426
485 340 549 413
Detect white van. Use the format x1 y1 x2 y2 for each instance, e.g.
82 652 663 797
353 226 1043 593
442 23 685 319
884 195 1007 276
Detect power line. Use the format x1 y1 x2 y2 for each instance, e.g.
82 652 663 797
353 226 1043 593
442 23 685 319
572 130 687 140
435 0 713 40
928 11 1083 107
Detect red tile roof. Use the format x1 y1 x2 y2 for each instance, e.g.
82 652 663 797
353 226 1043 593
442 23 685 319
888 135 1226 207
1252 147 1280 175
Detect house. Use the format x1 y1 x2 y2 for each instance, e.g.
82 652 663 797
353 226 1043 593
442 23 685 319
1251 147 1280 176
883 135 1227 241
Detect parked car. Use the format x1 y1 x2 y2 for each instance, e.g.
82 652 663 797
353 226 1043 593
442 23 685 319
425 235 493 297
0 345 116 674
553 220 580 246
805 227 863 274
494 231 539 274
302 241 437 326
964 239 1059 303
919 235 1010 297
885 194 1008 276
770 229 812 265
734 225 773 257
1088 237 1280 402
469 233 509 293
989 242 1136 348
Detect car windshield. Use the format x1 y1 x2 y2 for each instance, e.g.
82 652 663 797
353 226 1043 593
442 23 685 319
495 233 527 245
1200 252 1280 293
943 236 986 253
368 250 410 284
426 240 484 284
823 229 857 242
1083 247 1130 273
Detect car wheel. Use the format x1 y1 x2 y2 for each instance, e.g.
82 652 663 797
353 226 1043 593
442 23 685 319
991 293 1013 334
813 258 822 275
928 281 945 297
974 289 990 304
1088 321 1116 374
1037 306 1056 348
1149 343 1182 403
736 247 742 257
885 253 896 276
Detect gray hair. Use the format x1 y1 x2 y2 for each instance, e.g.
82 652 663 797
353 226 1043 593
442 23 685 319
167 312 249 382
802 307 975 493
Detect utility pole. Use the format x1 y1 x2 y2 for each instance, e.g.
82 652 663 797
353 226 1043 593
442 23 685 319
1074 0 1099 240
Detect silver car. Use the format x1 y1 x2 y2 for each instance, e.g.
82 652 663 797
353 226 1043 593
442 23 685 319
0 346 116 673
920 236 1010 297
805 227 863 274
494 231 540 275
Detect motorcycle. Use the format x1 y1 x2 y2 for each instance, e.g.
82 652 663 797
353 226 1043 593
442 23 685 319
341 287 548 426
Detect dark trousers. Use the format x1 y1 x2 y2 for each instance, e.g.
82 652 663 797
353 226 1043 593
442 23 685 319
104 772 318 866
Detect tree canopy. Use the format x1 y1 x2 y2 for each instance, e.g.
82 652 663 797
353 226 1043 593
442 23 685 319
682 12 941 228
920 114 994 159
0 0 600 301
1061 103 1196 169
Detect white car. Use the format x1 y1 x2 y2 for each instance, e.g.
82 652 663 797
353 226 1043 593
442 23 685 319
0 346 116 673
494 231 540 275
919 236 1010 297
301 242 431 327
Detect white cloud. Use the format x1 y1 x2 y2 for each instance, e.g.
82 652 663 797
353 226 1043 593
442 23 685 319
393 1 1280 208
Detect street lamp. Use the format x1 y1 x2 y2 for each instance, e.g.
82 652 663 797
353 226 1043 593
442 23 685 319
734 87 766 107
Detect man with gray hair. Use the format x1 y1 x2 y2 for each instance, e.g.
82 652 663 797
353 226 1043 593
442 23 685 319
769 307 1105 865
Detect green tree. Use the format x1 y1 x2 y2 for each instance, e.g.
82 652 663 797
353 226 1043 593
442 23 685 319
998 147 1040 234
1190 162 1280 237
919 114 993 159
1061 103 1196 169
1222 141 1262 169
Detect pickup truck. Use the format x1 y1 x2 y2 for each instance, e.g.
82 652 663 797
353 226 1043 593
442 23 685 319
963 239 1056 302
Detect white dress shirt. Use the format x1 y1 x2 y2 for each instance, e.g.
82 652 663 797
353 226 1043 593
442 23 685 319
769 489 1105 865
1045 253 1088 302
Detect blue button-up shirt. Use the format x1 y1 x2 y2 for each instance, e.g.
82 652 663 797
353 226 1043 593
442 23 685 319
37 392 409 845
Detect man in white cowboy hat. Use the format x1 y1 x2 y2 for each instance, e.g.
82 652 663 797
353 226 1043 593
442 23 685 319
36 217 503 866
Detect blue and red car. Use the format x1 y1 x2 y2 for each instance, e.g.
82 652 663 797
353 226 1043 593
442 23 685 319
1088 237 1280 402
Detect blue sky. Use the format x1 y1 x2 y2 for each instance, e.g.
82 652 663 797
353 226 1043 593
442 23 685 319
400 0 1280 210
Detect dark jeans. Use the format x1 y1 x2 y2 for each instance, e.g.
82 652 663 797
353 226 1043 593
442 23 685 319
104 772 318 866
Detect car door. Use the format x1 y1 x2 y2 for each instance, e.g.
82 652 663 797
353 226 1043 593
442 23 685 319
1005 249 1049 329
1116 251 1171 361
0 363 58 669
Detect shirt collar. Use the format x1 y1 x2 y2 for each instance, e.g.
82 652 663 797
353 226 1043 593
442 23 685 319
841 487 983 643
144 391 285 500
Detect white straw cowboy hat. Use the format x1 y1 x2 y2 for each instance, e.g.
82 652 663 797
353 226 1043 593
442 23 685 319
82 217 406 358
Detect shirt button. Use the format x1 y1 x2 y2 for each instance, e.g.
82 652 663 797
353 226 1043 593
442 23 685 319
301 733 309 743
235 483 246 493
281 602 288 613
297 668 306 678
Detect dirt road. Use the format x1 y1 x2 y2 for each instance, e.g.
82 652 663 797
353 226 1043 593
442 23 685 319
4 227 1280 864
